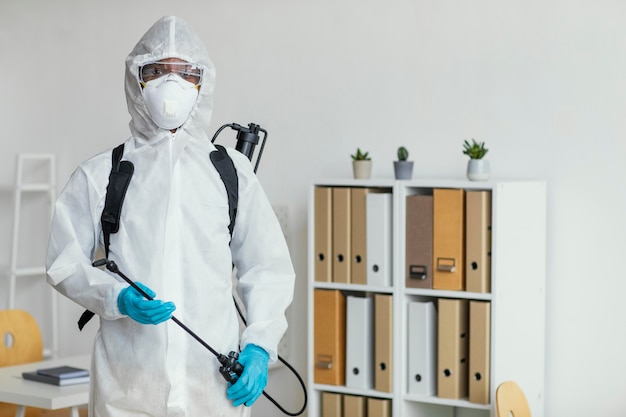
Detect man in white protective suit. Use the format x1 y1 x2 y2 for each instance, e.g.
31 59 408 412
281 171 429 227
45 15 295 417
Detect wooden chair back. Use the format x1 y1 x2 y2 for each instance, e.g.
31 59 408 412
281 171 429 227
496 380 532 417
0 309 44 417
0 309 44 366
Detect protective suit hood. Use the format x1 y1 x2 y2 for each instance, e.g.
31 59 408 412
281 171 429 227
124 16 216 142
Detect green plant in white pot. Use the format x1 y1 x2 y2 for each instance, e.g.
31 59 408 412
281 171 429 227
351 147 372 179
463 139 490 181
394 146 413 180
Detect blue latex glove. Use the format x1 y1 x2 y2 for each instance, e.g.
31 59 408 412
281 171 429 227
226 344 269 407
118 281 175 325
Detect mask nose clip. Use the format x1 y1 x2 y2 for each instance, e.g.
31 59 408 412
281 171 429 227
164 73 178 82
149 73 180 88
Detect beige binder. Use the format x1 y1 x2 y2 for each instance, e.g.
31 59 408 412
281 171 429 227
433 188 466 290
322 392 343 417
350 188 367 285
351 188 386 284
314 289 346 385
374 294 393 392
367 398 391 417
314 187 333 282
343 395 366 417
437 298 469 399
466 191 492 293
469 301 491 404
333 187 351 283
405 194 433 289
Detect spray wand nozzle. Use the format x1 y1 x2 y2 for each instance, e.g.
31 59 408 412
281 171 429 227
218 351 244 384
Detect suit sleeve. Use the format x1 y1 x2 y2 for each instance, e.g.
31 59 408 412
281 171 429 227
46 164 127 320
228 151 296 363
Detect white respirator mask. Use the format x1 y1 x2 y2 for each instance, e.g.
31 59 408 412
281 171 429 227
141 74 199 130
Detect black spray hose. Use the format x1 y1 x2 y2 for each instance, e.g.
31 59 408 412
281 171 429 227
233 299 307 416
92 259 306 416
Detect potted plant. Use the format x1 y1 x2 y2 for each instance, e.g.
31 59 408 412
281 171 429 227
394 146 413 180
351 148 372 179
462 139 490 181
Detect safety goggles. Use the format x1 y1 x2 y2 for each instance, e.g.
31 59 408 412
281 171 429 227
139 61 203 86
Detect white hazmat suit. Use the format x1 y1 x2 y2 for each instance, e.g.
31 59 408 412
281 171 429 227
46 16 295 417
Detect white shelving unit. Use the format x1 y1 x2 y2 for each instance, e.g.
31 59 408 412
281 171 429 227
6 154 57 358
306 178 546 417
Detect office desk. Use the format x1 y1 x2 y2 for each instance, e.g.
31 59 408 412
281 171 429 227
0 355 90 417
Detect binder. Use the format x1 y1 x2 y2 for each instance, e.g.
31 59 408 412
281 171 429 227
469 301 491 404
333 187 351 283
433 188 466 290
366 193 393 287
345 296 374 390
322 392 343 417
36 366 89 379
351 188 385 284
466 191 492 293
22 371 89 386
314 289 346 385
407 300 437 396
405 194 433 289
437 298 469 399
351 188 368 285
343 395 366 417
367 398 391 417
374 294 393 392
314 187 333 282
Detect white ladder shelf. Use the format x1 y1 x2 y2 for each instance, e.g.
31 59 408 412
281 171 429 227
7 153 58 358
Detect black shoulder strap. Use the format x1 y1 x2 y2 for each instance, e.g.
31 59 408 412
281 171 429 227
210 144 239 240
101 144 134 257
78 144 134 331
79 144 238 331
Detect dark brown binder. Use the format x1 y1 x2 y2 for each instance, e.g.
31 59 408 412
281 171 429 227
433 188 466 290
466 191 492 293
314 187 333 282
405 194 433 289
314 289 346 385
332 188 351 283
437 298 469 399
469 300 491 404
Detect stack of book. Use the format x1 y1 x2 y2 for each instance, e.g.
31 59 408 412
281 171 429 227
22 365 90 386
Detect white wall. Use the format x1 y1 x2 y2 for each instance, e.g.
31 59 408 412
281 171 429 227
1 1 625 416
